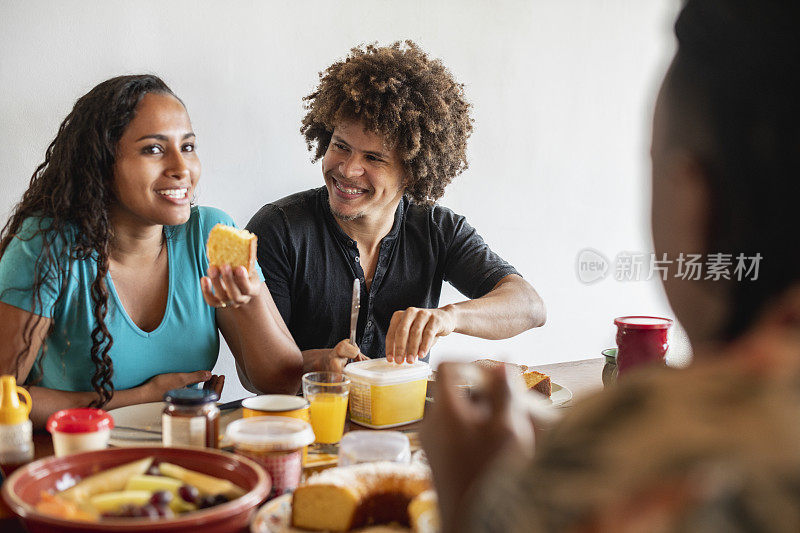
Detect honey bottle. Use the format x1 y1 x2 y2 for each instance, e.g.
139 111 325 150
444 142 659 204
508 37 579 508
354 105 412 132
0 375 34 478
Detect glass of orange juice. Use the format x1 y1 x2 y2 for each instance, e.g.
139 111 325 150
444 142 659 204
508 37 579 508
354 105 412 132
302 372 350 451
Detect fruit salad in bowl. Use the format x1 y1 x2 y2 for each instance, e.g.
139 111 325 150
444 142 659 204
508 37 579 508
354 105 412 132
2 446 269 533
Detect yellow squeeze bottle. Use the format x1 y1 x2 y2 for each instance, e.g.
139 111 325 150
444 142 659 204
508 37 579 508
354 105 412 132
0 375 34 476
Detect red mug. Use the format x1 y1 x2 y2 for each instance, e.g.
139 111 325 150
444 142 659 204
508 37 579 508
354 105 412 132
614 316 673 375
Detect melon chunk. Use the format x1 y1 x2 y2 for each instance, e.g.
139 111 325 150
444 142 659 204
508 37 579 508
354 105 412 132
158 462 244 499
60 457 154 502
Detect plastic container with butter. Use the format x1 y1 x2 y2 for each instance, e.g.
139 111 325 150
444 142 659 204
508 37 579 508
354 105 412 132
338 430 411 466
344 358 431 429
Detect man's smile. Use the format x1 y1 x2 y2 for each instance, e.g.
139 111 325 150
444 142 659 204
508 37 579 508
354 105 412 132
332 177 368 198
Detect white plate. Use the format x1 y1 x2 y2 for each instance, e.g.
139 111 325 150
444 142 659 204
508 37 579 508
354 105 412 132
108 401 241 447
250 494 409 533
550 382 572 408
426 382 572 408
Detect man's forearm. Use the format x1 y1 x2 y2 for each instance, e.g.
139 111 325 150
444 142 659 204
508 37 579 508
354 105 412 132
445 275 545 339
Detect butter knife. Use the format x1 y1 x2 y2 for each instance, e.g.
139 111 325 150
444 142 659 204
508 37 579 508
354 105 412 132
349 278 360 349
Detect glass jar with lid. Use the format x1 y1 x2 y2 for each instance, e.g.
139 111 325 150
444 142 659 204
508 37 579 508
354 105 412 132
162 388 219 448
226 416 314 499
602 348 618 387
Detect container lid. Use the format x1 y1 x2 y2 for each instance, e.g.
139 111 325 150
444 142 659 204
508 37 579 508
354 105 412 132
338 431 411 466
163 388 219 405
344 358 431 386
242 395 308 412
614 316 673 329
225 416 314 451
0 375 32 425
46 408 114 434
601 348 617 363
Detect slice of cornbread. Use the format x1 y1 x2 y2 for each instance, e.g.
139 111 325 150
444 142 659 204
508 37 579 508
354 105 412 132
206 223 257 272
523 370 552 397
471 359 552 398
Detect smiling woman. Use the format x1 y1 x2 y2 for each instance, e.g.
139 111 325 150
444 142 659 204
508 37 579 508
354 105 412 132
0 75 303 428
112 93 200 228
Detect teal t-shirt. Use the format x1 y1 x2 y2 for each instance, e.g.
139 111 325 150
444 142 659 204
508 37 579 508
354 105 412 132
0 206 263 392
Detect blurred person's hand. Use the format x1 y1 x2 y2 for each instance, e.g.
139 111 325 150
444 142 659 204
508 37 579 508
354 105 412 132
420 362 535 533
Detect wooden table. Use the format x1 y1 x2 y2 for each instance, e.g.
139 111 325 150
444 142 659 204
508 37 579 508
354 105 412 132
0 358 604 531
533 357 604 402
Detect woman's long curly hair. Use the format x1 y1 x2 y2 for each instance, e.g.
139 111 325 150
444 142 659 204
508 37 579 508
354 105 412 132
301 41 473 205
0 74 177 407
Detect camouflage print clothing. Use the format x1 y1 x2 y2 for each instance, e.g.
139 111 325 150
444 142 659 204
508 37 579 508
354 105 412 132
468 350 800 532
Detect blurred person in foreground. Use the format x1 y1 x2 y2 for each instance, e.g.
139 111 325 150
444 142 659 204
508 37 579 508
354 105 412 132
422 1 800 531
245 42 545 374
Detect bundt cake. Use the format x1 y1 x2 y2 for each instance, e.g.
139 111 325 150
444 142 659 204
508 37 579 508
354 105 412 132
291 462 433 531
408 489 439 533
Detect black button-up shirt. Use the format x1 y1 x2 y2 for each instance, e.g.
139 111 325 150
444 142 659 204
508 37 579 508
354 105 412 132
246 187 520 359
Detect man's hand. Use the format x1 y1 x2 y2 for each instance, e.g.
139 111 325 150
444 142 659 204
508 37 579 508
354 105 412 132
303 339 368 373
420 362 535 532
385 306 456 363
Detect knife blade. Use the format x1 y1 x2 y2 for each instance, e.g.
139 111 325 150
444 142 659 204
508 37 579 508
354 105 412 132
349 278 360 349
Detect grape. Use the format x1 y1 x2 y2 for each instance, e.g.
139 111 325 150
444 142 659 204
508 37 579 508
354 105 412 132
150 490 173 506
146 465 161 476
198 495 217 509
141 504 159 519
178 484 199 504
119 504 136 517
198 492 231 509
155 504 174 518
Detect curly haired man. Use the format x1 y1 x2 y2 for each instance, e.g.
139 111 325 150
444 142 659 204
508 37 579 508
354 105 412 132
246 42 546 374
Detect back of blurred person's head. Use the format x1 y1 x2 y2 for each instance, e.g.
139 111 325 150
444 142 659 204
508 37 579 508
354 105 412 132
441 3 800 532
559 1 800 529
652 0 800 347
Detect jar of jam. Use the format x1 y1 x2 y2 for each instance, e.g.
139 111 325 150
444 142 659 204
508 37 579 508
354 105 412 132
614 316 673 376
601 348 618 387
225 416 314 499
162 389 219 448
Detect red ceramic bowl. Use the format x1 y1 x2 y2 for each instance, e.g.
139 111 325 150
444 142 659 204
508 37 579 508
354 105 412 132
1 446 270 533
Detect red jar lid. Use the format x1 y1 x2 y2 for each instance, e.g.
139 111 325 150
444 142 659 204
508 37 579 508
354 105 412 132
614 316 673 329
46 408 114 434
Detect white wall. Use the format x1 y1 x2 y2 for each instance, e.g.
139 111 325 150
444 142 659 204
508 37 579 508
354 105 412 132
0 0 685 402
